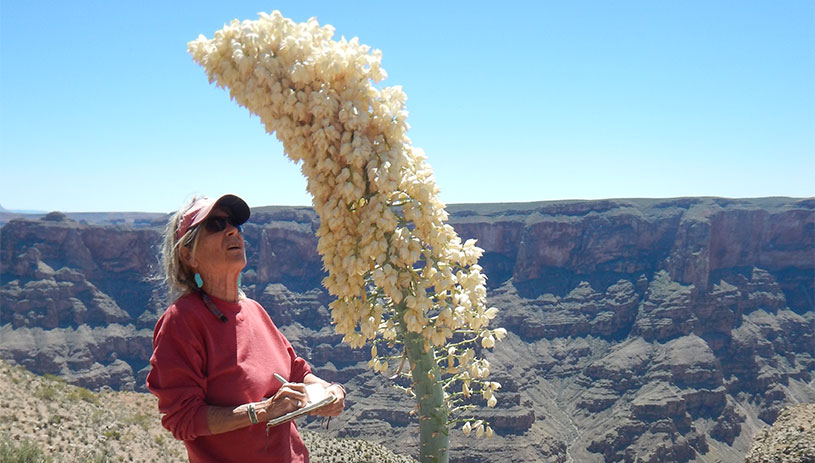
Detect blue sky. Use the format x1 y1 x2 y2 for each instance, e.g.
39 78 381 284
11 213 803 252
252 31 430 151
1 1 813 213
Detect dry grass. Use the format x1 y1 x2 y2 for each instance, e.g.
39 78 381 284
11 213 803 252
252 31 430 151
0 359 186 462
0 359 416 463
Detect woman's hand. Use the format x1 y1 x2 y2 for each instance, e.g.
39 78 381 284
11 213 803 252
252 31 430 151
260 382 308 420
310 383 346 417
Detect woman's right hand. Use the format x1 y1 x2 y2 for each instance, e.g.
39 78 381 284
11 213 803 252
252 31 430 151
261 382 308 421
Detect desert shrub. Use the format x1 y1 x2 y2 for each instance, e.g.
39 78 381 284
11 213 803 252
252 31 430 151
123 412 152 430
66 386 98 405
103 429 122 440
0 434 52 463
33 384 57 401
41 374 62 383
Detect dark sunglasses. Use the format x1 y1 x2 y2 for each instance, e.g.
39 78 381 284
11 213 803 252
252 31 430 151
202 216 243 234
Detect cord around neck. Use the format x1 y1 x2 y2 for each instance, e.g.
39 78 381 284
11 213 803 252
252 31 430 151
198 290 229 323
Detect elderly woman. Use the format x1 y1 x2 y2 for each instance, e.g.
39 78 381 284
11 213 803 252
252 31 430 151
147 194 345 463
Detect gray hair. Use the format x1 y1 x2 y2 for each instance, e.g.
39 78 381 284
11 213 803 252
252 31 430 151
160 196 204 301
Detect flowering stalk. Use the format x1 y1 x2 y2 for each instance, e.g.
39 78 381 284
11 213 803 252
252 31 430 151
399 302 449 462
188 12 505 462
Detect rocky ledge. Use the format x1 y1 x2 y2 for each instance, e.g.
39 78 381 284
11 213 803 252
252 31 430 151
1 197 813 463
745 404 815 463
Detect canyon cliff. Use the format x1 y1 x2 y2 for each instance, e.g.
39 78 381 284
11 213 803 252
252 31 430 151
1 197 813 463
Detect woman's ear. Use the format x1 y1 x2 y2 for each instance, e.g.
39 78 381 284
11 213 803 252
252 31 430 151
179 246 195 269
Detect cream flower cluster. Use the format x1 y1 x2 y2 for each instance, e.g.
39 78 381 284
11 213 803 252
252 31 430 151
188 11 504 433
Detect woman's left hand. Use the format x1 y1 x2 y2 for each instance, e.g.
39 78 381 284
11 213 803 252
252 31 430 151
311 383 345 417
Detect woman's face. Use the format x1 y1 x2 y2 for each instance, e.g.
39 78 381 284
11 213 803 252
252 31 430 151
189 207 247 278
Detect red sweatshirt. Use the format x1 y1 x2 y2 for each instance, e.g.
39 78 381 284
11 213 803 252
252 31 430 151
146 293 311 462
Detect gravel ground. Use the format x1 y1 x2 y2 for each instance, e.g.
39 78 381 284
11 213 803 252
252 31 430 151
745 403 815 463
0 359 415 463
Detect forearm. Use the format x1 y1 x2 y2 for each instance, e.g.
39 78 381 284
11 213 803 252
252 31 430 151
205 391 305 435
205 375 342 434
205 403 255 435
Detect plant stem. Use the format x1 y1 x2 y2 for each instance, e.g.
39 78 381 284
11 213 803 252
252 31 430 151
404 329 449 463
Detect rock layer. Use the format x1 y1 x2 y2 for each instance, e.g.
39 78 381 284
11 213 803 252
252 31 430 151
1 197 813 463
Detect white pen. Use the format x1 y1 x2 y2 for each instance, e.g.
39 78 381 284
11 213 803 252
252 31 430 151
273 372 309 409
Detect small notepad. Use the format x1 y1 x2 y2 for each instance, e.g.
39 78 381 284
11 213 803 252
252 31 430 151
266 383 337 428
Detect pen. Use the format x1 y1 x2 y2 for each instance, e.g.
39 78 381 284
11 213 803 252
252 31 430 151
273 373 287 384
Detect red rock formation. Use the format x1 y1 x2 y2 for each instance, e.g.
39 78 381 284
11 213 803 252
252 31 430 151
1 197 812 463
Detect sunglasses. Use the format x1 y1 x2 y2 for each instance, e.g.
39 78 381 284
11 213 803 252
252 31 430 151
202 216 243 234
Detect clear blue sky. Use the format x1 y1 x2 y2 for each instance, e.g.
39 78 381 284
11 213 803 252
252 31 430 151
1 1 813 213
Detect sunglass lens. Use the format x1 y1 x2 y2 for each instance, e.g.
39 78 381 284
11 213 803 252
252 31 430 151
204 217 228 233
203 217 243 234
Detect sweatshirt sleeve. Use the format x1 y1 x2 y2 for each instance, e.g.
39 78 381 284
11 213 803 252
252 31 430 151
289 342 312 383
146 307 212 441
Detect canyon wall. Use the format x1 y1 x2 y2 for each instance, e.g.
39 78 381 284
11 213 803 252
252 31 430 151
1 198 813 462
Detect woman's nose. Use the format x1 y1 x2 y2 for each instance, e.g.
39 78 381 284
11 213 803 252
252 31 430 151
225 223 242 235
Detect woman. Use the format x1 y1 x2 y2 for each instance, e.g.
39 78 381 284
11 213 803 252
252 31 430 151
147 194 345 462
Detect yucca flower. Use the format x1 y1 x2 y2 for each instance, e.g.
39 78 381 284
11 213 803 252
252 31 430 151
189 11 504 462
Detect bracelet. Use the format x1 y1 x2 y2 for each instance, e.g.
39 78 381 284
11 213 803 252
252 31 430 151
247 402 258 424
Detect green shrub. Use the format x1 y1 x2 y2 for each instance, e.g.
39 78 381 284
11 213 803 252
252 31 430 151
0 435 52 463
41 374 63 384
34 384 57 401
66 386 99 405
103 429 122 441
83 445 115 463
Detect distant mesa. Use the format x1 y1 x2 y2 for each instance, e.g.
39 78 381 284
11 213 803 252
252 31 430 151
0 205 48 215
42 211 69 222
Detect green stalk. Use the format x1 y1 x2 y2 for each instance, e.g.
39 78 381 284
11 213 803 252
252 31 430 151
403 329 449 463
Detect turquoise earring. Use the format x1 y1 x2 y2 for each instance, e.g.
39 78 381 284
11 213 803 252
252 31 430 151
194 273 204 288
237 273 242 287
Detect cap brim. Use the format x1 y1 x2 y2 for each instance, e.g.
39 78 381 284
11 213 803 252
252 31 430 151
214 194 250 226
176 194 250 240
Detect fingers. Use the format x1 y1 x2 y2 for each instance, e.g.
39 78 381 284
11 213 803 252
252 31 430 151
326 384 346 416
273 384 308 414
328 384 346 400
321 400 344 416
312 399 343 416
281 382 307 394
271 382 346 418
310 384 345 417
